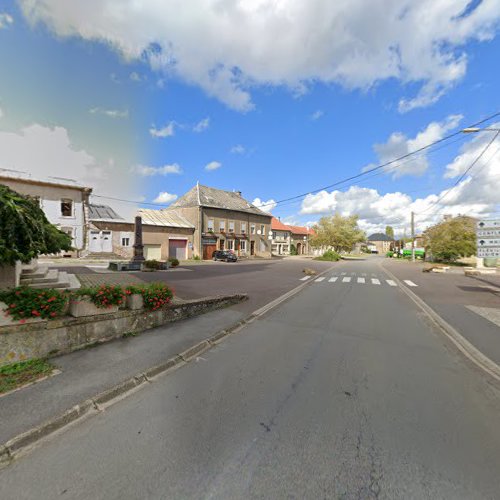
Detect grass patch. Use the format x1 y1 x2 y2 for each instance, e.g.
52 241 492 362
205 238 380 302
0 359 54 394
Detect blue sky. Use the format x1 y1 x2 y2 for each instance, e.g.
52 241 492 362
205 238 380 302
0 1 499 234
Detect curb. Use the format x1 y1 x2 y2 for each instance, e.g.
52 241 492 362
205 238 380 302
381 263 500 384
0 265 334 467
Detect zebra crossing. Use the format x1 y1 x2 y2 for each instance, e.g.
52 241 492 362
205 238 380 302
300 274 418 288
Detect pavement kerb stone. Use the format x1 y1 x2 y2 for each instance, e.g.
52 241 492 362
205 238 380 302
381 262 500 384
0 266 334 465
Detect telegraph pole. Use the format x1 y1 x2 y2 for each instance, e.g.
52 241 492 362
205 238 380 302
411 211 415 262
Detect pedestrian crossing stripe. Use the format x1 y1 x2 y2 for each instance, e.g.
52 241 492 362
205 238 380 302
342 277 351 283
357 277 365 284
314 277 325 282
328 277 338 282
386 280 397 286
300 276 311 281
371 278 381 285
404 280 418 287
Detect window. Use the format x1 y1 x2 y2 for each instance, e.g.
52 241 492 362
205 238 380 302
207 219 214 231
220 240 225 250
122 237 130 247
273 231 277 239
61 199 73 217
251 224 256 235
227 239 234 250
260 225 265 235
240 240 246 251
219 220 226 232
241 222 246 234
229 221 235 233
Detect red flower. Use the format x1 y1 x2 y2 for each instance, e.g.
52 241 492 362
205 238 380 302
32 310 41 317
50 312 56 317
47 297 57 303
19 319 26 324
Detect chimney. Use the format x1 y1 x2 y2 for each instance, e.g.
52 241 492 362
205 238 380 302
236 190 242 197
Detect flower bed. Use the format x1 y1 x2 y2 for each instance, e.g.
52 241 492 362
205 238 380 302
0 283 174 322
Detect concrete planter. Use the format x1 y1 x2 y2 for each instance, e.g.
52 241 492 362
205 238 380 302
69 298 119 318
126 294 144 310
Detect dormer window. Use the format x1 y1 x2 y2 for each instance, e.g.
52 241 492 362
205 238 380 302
61 199 73 217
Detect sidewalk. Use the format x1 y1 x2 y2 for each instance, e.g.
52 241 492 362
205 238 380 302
0 306 244 446
382 259 500 366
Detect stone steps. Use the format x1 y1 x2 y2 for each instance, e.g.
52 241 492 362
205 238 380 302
20 265 80 290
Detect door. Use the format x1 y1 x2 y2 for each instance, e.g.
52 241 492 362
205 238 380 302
144 244 161 260
89 231 101 252
101 231 112 253
169 239 187 260
250 241 255 256
203 244 216 260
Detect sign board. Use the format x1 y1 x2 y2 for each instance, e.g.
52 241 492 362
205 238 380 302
476 220 500 258
477 248 500 258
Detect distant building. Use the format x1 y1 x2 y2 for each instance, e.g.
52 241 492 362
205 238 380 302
366 233 393 254
0 170 92 255
166 184 273 259
88 204 195 260
288 225 314 255
271 218 292 255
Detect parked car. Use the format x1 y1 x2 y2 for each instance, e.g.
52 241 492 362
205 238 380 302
212 250 238 262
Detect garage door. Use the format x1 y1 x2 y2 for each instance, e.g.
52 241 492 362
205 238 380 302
169 239 187 260
144 244 161 261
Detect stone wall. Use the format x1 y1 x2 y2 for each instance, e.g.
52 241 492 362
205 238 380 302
0 294 247 367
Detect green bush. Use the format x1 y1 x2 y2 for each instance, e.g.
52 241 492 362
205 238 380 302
168 257 180 267
0 287 69 322
144 259 162 270
315 250 341 261
192 255 201 261
125 283 173 311
386 251 394 258
290 244 298 256
74 284 125 309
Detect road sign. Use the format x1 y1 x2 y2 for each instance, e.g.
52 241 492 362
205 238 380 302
477 248 500 258
477 238 500 247
477 229 500 238
477 220 500 229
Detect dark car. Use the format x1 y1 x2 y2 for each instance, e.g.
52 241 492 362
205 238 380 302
212 250 238 262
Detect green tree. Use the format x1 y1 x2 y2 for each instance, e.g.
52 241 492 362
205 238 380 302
311 214 365 253
424 216 476 262
0 184 72 265
385 225 395 239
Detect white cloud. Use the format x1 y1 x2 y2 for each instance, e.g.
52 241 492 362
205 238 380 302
310 110 324 120
193 117 210 132
205 161 221 171
366 114 463 178
0 13 13 29
0 123 139 218
252 197 277 212
149 122 175 138
89 107 128 119
18 0 500 112
153 192 178 204
129 71 143 82
230 144 246 154
132 164 182 176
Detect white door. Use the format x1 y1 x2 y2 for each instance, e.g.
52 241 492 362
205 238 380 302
144 244 162 260
101 231 112 252
89 231 102 252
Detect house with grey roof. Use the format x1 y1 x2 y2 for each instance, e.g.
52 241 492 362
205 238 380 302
167 183 273 259
366 232 394 254
88 204 195 260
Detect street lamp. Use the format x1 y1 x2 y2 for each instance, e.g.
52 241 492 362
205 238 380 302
462 127 500 133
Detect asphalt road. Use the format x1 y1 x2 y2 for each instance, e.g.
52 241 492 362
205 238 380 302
1 258 500 499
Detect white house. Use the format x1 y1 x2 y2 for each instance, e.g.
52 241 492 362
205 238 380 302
0 169 92 255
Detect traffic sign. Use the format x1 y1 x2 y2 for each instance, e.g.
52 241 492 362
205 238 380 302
477 238 500 247
477 229 500 238
477 220 500 229
477 248 500 258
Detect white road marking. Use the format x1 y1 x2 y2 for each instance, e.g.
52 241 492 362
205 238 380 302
386 280 397 287
328 277 339 282
315 277 326 283
300 276 311 281
357 277 366 284
342 277 351 283
404 280 418 287
371 278 381 285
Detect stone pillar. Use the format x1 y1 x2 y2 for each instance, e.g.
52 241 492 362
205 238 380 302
132 216 145 262
0 262 21 289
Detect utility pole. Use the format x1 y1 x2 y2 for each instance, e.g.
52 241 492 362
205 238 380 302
411 211 415 262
